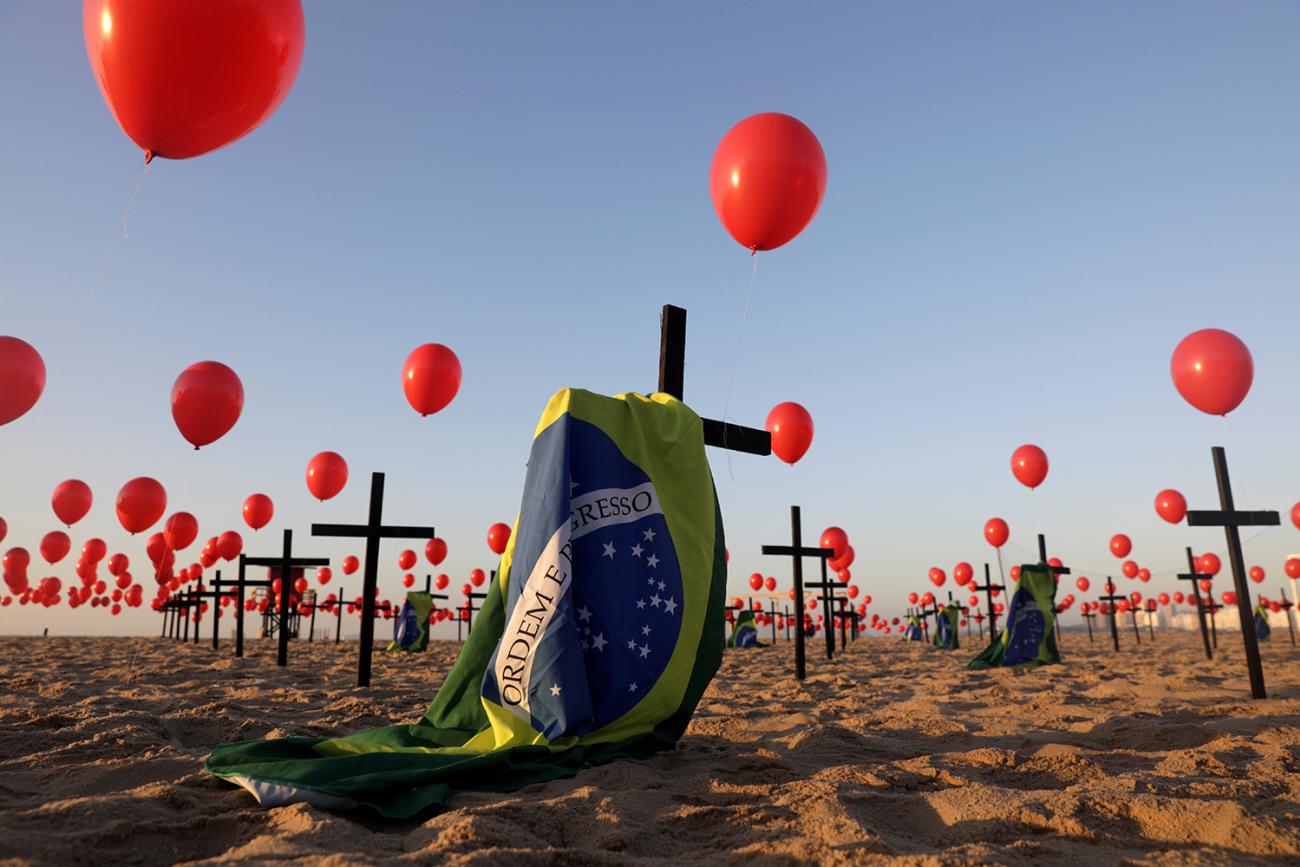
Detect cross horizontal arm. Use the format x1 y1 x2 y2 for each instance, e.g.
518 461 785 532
1176 572 1213 581
311 523 436 539
702 419 772 456
761 545 834 558
243 557 331 568
1186 510 1280 527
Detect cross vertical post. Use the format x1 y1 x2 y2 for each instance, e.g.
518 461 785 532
972 563 1005 637
762 505 833 680
1278 587 1297 647
244 529 329 668
1099 578 1124 652
1176 547 1214 661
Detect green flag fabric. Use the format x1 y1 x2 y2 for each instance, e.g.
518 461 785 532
205 389 727 817
727 609 759 647
933 603 960 650
385 591 435 653
969 564 1060 670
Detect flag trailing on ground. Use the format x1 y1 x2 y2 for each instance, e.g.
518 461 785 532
933 602 959 650
969 564 1060 670
1254 604 1272 641
205 389 726 817
385 591 435 653
727 608 759 647
903 614 923 641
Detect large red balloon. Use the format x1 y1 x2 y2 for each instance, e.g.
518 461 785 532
425 537 447 566
40 531 71 565
83 0 305 162
163 512 199 551
1286 558 1300 580
486 523 511 555
397 549 417 571
116 477 166 534
1154 489 1187 524
51 480 94 526
243 493 274 531
402 344 462 417
171 361 244 449
984 518 1009 548
1109 534 1132 559
1121 560 1139 579
306 452 348 501
928 568 946 588
1292 503 1300 530
748 573 763 592
1170 328 1253 416
819 527 849 561
765 402 814 465
0 337 46 426
469 568 486 588
709 113 827 252
953 562 973 586
1010 444 1048 489
217 531 243 562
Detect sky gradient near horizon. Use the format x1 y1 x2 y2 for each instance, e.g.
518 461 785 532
1 2 1299 639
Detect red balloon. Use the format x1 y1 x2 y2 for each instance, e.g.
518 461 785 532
764 577 776 592
1174 591 1184 604
1170 328 1254 416
341 555 359 575
908 592 919 605
425 537 448 566
51 480 94 527
434 573 449 590
837 569 851 585
170 361 244 449
748 573 763 591
306 452 348 501
1158 592 1170 606
709 113 827 252
461 583 473 598
1292 503 1300 530
984 518 1009 548
0 337 46 426
1199 553 1222 576
402 344 462 417
83 0 305 162
1009 565 1020 582
1154 489 1187 524
40 531 71 565
397 549 417 570
217 531 243 562
830 545 856 571
82 538 107 564
1249 566 1265 584
1222 590 1238 606
847 585 859 599
953 562 973 586
163 512 199 551
1010 444 1049 489
819 527 849 561
765 402 814 465
1286 558 1300 580
107 553 129 576
1138 568 1151 583
316 567 331 586
920 592 935 607
116 477 166 534
1076 576 1091 593
1109 534 1132 559
243 494 274 531
1122 560 1139 579
403 573 415 588
928 568 946 588
486 523 511 556
469 568 486 588
0 517 5 545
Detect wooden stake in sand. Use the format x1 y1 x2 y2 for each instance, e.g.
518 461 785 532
1098 577 1126 653
1185 446 1278 700
312 472 434 688
1278 587 1297 647
244 530 330 668
972 563 1005 637
803 556 848 661
762 505 835 680
1176 547 1215 661
1081 607 1096 643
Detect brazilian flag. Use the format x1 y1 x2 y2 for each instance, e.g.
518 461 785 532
933 603 959 650
902 614 923 642
969 564 1059 670
1254 604 1272 641
205 389 726 817
385 592 435 653
727 608 759 647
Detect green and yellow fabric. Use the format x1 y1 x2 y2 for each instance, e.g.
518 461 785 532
969 564 1060 670
933 602 960 650
206 389 726 817
385 591 435 653
727 608 759 647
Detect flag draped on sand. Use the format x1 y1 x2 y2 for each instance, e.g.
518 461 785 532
206 389 726 817
727 608 759 647
386 591 435 653
903 614 923 641
933 602 960 650
1254 604 1272 642
969 564 1059 670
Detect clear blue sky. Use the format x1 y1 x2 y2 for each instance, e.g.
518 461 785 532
1 2 1298 637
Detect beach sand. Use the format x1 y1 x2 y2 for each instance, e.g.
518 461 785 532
2 628 1300 865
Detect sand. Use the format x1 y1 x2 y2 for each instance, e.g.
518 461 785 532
2 629 1300 865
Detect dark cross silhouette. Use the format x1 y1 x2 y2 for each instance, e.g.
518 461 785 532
1037 534 1070 649
971 563 1005 637
1081 607 1095 643
1203 595 1222 649
1098 577 1126 652
458 589 487 639
230 554 279 658
804 557 847 661
184 576 228 649
762 505 835 680
1127 595 1142 645
1144 602 1157 640
1277 587 1297 647
244 529 329 668
1176 547 1215 661
973 610 986 640
1184 446 1278 699
656 304 771 455
312 472 435 687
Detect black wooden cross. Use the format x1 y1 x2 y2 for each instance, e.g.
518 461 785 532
1144 602 1156 641
761 505 835 680
657 304 771 455
971 563 1005 637
1098 577 1126 652
312 471 435 687
244 529 330 668
1127 595 1142 645
1081 607 1095 643
973 610 985 640
1184 446 1278 700
1176 546 1215 661
185 575 228 649
1202 595 1222 649
1277 587 1297 647
1037 534 1070 579
804 557 847 661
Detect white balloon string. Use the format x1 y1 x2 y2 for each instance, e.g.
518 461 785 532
721 255 759 483
73 163 151 339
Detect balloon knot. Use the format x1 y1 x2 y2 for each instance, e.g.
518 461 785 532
143 150 154 165
749 246 757 257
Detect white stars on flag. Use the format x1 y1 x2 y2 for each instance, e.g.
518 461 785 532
630 543 644 558
591 633 607 651
636 598 646 610
638 644 651 659
550 683 562 697
628 682 639 693
663 597 678 616
646 554 659 569
603 541 616 559
577 605 593 622
640 624 651 636
627 639 638 651
643 528 656 542
649 593 662 608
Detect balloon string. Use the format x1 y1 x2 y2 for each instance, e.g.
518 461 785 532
721 255 759 483
73 164 151 338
